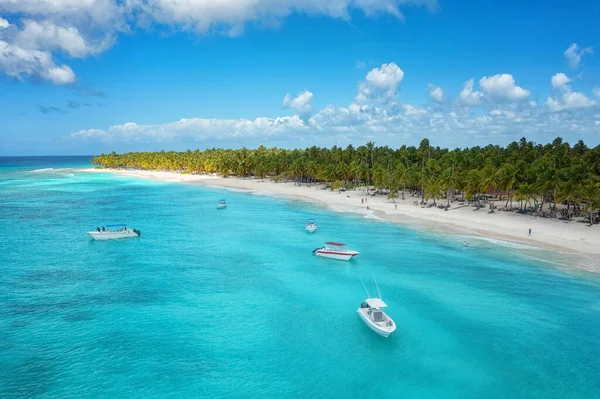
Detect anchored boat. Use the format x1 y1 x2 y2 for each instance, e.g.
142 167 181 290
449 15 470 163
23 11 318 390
305 218 318 233
357 277 396 337
87 224 140 241
217 199 227 209
313 242 359 260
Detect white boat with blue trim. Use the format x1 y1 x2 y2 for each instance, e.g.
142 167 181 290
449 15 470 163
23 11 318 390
305 218 318 233
217 199 227 209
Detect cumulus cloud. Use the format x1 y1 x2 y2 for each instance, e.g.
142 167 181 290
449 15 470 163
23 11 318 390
546 91 596 112
0 40 76 84
547 72 596 112
594 87 600 99
564 43 593 69
70 115 307 143
356 62 404 103
551 73 571 91
479 74 530 101
15 20 113 58
282 89 313 112
428 84 443 102
457 79 484 107
0 0 435 85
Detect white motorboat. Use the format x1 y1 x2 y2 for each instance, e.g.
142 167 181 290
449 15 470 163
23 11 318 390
87 224 141 241
357 278 396 337
305 218 318 233
313 242 359 260
217 199 227 209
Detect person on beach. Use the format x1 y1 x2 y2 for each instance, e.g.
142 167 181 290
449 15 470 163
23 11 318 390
529 228 532 236
395 204 397 210
361 198 364 204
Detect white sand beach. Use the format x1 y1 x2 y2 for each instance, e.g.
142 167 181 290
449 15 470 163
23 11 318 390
82 168 600 256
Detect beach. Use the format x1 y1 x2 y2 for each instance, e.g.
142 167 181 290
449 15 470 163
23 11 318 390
82 168 600 256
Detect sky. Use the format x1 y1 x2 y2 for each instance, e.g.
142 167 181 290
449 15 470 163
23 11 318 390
1 0 600 155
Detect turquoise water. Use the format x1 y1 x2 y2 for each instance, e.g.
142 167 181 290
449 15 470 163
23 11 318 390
1 157 600 398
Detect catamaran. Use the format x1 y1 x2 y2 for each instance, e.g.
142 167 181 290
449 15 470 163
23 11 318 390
217 199 227 209
87 224 141 241
313 242 359 260
357 277 396 337
305 218 318 233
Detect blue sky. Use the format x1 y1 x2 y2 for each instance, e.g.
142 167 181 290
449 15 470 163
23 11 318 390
1 0 599 155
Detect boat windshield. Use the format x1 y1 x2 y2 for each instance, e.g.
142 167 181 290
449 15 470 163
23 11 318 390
103 224 128 232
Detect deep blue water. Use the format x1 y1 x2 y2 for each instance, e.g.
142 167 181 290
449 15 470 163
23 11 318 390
1 157 600 398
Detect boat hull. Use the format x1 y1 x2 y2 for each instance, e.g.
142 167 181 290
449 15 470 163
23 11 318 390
87 231 139 241
217 204 227 209
314 250 358 261
356 308 396 337
305 226 318 233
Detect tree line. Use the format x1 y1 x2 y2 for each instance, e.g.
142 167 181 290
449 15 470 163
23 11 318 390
92 137 600 224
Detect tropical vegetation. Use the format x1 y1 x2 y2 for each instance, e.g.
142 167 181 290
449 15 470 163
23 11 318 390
92 137 600 225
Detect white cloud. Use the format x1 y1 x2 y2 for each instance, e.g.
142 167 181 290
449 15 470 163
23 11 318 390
282 89 313 112
564 43 593 69
546 91 596 112
594 87 600 99
0 0 435 85
356 62 404 103
70 115 307 143
428 83 443 102
457 79 484 107
0 40 76 84
551 73 571 91
479 74 530 101
15 20 112 58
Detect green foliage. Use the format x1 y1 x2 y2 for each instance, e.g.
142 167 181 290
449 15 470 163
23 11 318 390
91 137 600 218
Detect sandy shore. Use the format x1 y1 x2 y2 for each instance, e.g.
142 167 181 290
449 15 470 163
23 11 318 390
82 168 600 256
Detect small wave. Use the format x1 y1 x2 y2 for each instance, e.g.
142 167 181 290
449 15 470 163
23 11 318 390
468 236 539 250
31 167 74 173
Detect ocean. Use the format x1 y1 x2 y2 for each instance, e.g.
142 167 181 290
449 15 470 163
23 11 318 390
1 156 599 398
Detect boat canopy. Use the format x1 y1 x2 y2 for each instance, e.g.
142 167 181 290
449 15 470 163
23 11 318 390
366 298 388 308
325 241 346 246
218 199 226 202
306 218 316 222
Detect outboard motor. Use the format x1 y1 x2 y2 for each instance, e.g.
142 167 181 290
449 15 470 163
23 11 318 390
133 229 141 236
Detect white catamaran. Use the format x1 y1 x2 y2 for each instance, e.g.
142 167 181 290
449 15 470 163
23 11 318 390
357 277 396 337
87 224 141 240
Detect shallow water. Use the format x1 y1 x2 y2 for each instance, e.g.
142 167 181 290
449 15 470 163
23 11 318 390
1 157 600 398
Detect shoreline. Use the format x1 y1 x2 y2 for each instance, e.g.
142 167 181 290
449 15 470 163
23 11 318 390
81 168 600 257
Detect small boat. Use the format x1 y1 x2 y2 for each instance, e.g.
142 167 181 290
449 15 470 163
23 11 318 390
87 224 140 241
217 199 227 209
305 218 318 233
357 277 396 337
313 242 359 261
